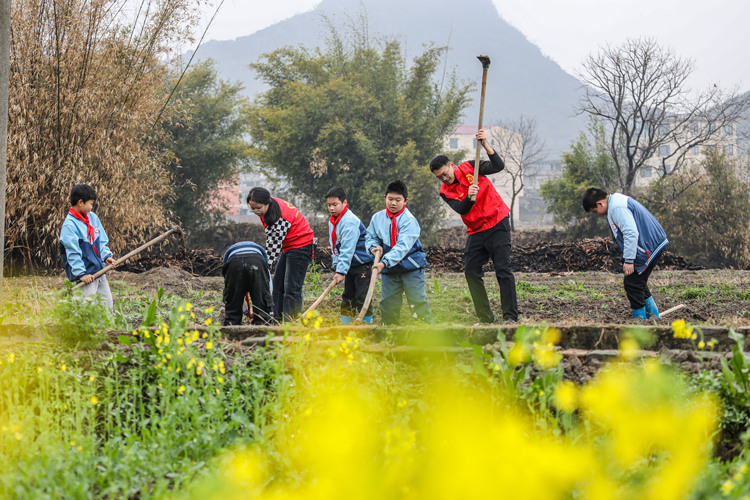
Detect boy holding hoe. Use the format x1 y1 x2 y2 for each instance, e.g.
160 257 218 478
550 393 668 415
326 187 375 324
365 181 434 325
59 183 116 310
582 187 668 320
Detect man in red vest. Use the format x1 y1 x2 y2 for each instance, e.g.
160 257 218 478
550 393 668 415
429 129 518 323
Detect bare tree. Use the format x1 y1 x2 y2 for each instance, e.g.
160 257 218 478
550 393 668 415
488 116 546 230
577 38 750 194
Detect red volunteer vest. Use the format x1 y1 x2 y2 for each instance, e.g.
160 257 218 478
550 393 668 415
439 162 510 234
262 198 314 252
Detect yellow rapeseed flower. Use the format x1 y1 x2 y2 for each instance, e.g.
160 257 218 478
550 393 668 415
132 330 138 336
218 376 224 384
90 396 99 405
61 364 67 371
205 318 213 326
178 385 186 395
722 480 734 494
619 337 640 361
542 327 561 345
192 331 200 342
206 341 213 350
205 307 214 313
508 343 531 366
202 332 208 339
185 303 192 311
698 341 705 349
554 381 578 412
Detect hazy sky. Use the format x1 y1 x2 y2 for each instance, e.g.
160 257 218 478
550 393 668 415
193 0 749 91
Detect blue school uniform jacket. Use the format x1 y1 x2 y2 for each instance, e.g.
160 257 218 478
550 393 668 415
328 209 373 275
59 212 112 281
365 208 428 274
607 193 669 273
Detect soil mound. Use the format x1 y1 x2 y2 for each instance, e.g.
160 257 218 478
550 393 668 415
111 266 220 295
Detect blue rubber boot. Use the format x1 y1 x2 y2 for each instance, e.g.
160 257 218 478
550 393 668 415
363 315 373 324
644 296 660 319
632 307 646 320
340 315 353 324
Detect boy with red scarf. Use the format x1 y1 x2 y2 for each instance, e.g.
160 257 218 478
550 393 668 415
365 181 434 325
59 184 116 310
429 129 518 323
326 187 374 324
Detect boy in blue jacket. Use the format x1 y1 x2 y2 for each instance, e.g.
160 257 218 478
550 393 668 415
326 187 375 324
583 187 669 320
222 241 274 325
59 184 116 310
366 181 434 325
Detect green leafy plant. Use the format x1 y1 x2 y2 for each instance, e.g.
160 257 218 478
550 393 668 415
50 283 113 349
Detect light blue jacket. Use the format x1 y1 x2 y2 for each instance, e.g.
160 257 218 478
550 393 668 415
607 193 668 273
365 208 427 274
328 209 373 275
59 212 112 281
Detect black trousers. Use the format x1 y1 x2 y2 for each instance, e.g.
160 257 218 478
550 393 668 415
272 244 313 321
464 216 518 322
222 253 274 326
623 253 661 310
341 263 373 317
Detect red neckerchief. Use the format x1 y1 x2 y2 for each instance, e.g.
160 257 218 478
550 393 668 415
385 207 406 247
329 206 349 254
68 207 101 258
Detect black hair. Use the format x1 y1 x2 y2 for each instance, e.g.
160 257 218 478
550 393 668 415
582 187 608 212
325 187 347 203
247 187 281 225
385 180 408 199
429 155 450 172
70 183 97 206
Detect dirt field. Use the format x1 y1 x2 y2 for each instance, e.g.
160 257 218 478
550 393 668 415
109 268 750 327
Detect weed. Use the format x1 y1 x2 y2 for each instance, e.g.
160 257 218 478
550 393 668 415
681 287 708 300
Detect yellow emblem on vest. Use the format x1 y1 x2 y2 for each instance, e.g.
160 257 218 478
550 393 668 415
465 173 475 184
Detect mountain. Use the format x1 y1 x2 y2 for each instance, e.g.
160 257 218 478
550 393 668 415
188 0 586 155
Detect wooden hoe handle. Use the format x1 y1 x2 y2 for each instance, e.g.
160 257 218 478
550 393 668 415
302 279 337 317
71 226 183 291
356 249 383 322
471 55 491 201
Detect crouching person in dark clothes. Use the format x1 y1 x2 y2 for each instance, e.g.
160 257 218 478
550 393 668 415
222 241 274 326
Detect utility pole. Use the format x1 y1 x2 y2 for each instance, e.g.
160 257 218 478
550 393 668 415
0 0 9 301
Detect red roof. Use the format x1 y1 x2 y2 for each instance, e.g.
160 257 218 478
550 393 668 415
453 125 478 135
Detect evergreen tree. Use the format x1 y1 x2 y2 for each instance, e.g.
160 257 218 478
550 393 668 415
246 25 471 241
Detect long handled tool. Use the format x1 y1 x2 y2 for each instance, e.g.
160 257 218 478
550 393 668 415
355 248 383 322
659 304 686 317
302 279 337 317
471 55 491 201
72 226 184 290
